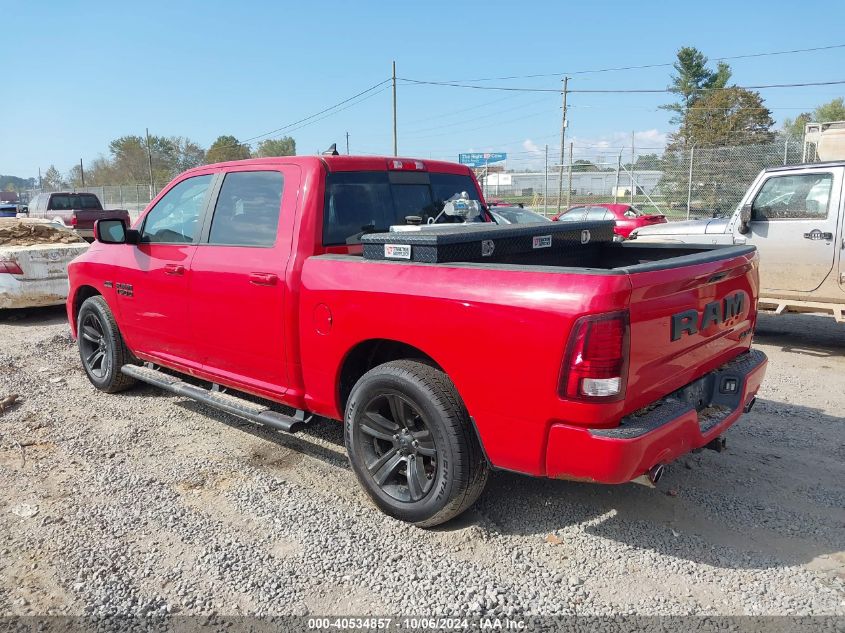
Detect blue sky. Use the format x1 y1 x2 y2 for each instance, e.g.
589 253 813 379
4 0 845 177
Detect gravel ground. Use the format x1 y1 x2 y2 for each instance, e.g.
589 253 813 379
0 307 842 617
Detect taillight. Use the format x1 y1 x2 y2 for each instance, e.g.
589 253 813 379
560 310 630 401
70 215 78 226
0 260 24 275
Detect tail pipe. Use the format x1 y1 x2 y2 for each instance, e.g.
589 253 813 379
647 463 665 485
631 464 665 488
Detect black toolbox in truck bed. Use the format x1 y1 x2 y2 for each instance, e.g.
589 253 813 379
361 221 615 264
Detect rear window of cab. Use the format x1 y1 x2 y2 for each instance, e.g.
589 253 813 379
323 171 483 246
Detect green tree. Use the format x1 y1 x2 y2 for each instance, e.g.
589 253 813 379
168 136 206 172
662 47 732 139
107 135 153 183
571 159 598 172
255 137 296 158
90 134 207 185
67 164 84 187
660 75 775 215
42 165 65 190
206 135 251 163
0 175 36 191
86 156 118 186
624 154 662 171
784 98 845 138
683 87 774 148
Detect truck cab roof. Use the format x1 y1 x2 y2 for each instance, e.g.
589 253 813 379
764 160 845 173
183 155 474 176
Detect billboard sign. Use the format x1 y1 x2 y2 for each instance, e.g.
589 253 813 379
458 152 507 168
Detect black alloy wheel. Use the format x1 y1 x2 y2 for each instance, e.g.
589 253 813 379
359 391 439 503
344 360 489 527
76 295 136 393
79 311 110 380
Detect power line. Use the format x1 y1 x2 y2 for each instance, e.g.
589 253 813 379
401 96 553 136
413 44 845 83
399 77 845 94
240 78 391 144
401 108 553 141
402 93 524 126
208 81 391 154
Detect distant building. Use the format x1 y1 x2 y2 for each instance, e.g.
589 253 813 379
0 192 19 203
479 170 663 197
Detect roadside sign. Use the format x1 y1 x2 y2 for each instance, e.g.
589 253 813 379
458 152 507 168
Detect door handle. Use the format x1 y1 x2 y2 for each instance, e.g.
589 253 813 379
249 272 278 286
803 230 833 241
164 264 185 275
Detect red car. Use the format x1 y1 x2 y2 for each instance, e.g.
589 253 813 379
553 203 666 239
66 155 766 526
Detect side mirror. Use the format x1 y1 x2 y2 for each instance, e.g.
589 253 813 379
738 204 752 234
95 218 135 244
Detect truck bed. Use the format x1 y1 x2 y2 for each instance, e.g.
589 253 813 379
300 238 759 476
353 235 756 274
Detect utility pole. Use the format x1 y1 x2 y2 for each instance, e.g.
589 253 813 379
392 61 398 156
145 128 155 199
79 159 85 188
686 145 695 220
556 77 569 214
346 131 350 155
613 152 622 203
38 167 42 191
567 141 574 208
543 144 548 215
630 131 635 205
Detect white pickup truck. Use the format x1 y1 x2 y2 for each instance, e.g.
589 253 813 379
630 161 845 323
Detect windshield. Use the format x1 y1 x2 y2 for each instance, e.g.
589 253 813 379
323 171 484 246
493 207 549 224
49 194 101 210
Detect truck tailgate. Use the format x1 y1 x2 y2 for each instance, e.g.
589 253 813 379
1 243 89 280
623 246 759 415
74 208 131 230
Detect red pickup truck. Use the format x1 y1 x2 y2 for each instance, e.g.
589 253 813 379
66 155 767 526
25 192 130 240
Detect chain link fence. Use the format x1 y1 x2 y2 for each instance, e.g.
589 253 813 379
18 137 807 222
480 136 805 219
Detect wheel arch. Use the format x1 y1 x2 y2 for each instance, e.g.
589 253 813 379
70 285 102 333
337 338 444 415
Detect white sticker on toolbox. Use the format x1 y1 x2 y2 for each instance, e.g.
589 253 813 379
532 235 552 249
384 244 412 259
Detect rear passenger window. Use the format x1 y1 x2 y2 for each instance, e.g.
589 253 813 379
560 207 586 222
586 207 609 221
208 171 284 247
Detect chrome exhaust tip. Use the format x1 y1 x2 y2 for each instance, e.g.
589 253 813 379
631 464 665 488
648 463 665 485
743 396 757 413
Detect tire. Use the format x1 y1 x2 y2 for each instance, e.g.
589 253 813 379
345 360 489 527
77 295 136 393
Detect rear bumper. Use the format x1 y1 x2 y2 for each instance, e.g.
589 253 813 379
545 349 767 483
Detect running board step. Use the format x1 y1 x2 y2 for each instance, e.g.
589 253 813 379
120 364 309 433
